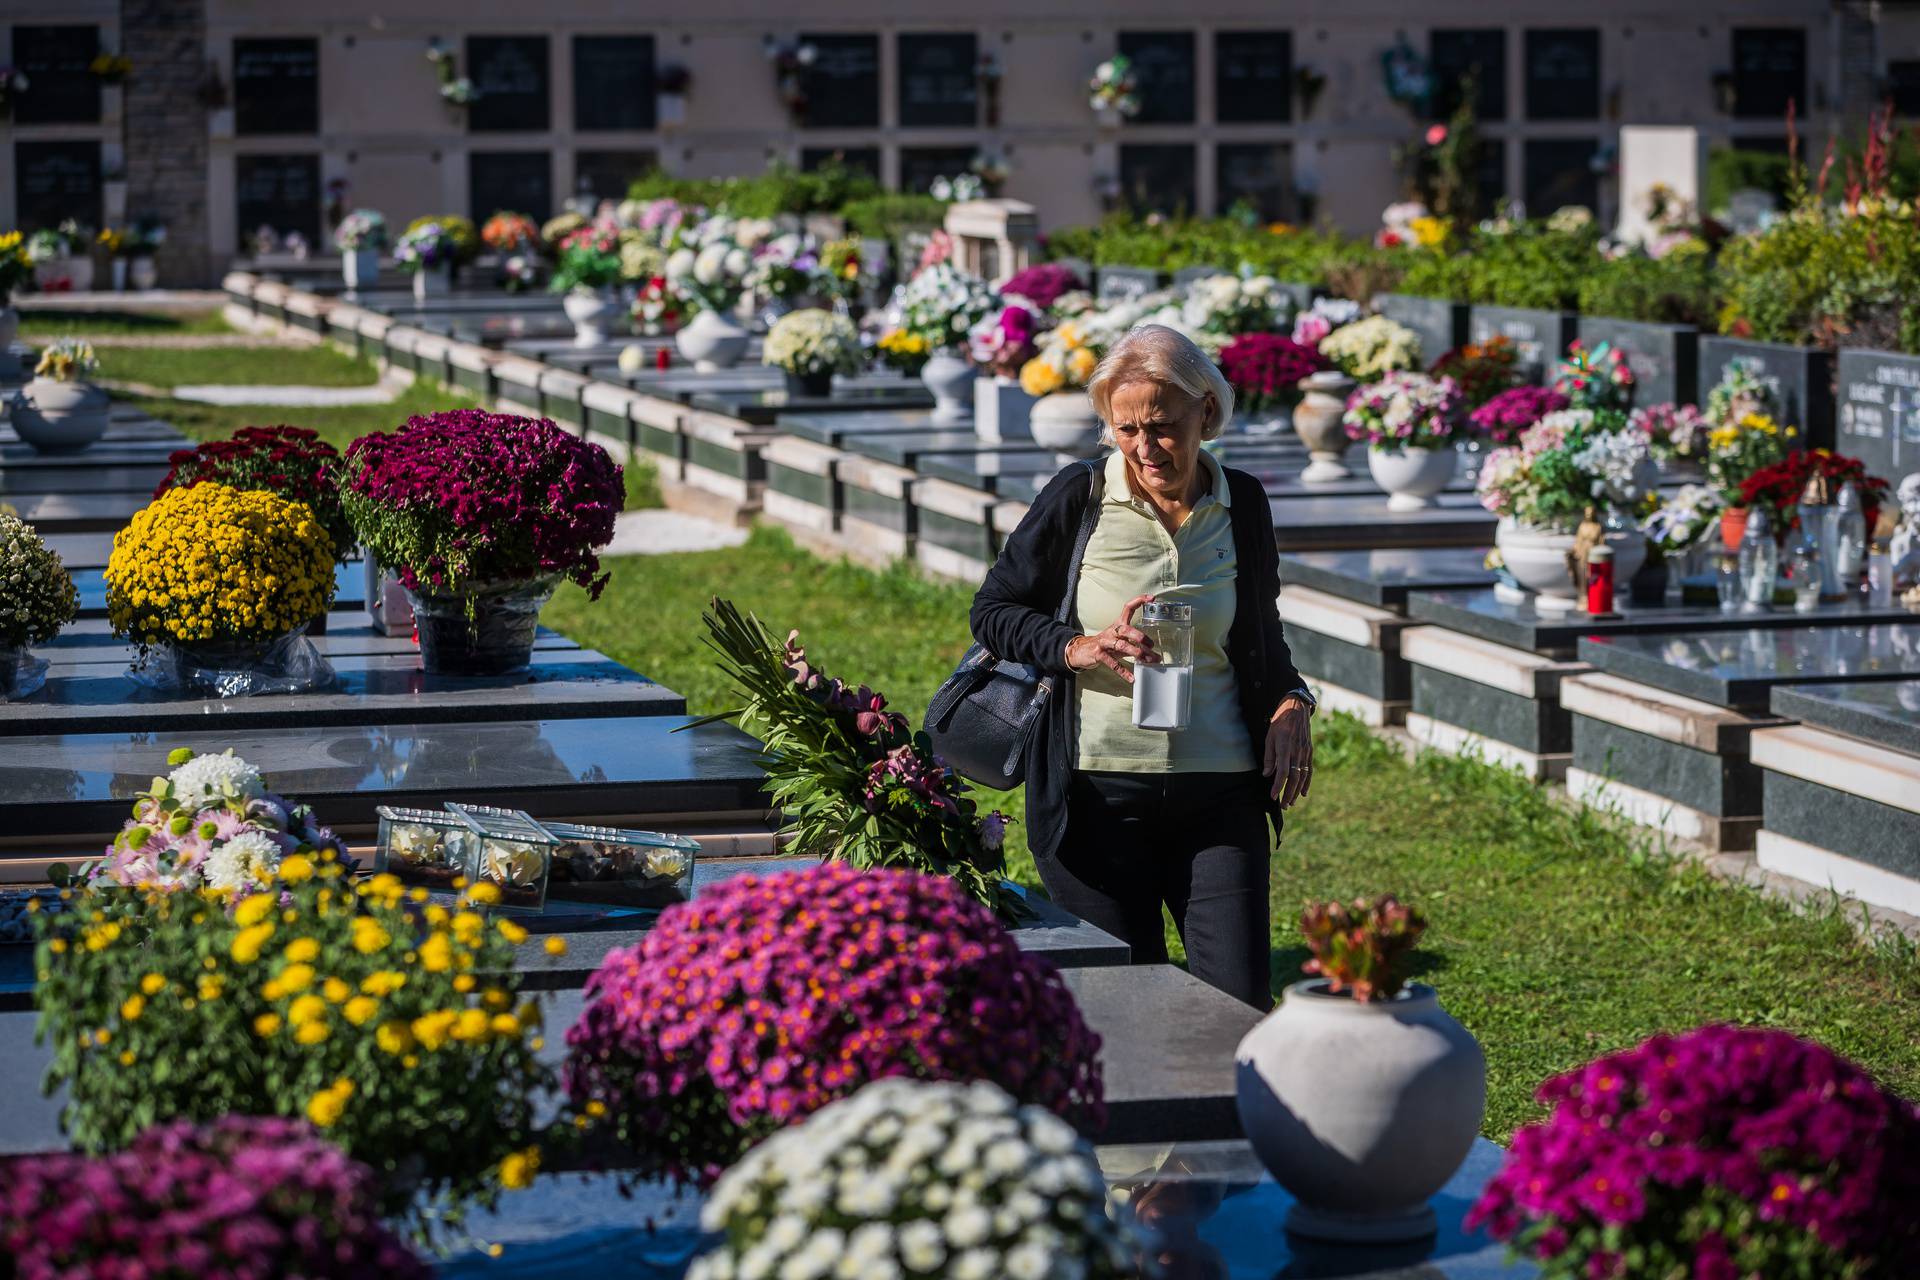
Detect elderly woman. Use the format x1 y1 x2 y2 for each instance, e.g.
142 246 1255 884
969 324 1314 1009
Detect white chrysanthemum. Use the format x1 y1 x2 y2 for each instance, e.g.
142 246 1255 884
950 1248 999 1280
202 830 281 891
898 1221 945 1272
1005 1241 1051 1280
943 1205 992 1248
169 751 265 811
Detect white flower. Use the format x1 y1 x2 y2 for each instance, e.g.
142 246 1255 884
777 1229 844 1280
951 1249 1000 1280
666 248 696 280
1025 1113 1078 1155
765 1216 808 1253
168 750 265 811
694 244 728 285
943 1205 992 1248
1005 1242 1051 1280
983 1138 1032 1177
202 830 281 891
898 1221 946 1272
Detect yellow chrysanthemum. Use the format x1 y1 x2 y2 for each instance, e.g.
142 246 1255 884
294 1020 330 1045
120 995 145 1022
343 996 380 1026
360 970 406 997
139 973 166 996
283 937 320 964
376 1021 415 1055
287 994 327 1026
231 922 274 964
234 894 275 928
498 1147 541 1190
253 1012 282 1037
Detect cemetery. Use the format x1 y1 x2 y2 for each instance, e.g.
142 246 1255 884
7 20 1920 1280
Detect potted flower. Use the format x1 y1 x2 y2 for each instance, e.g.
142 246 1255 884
630 273 681 336
332 208 387 290
0 230 32 376
1428 335 1521 412
762 307 861 398
341 411 623 675
1737 448 1887 536
816 236 866 307
1001 262 1086 313
549 222 623 346
664 216 756 371
1019 319 1105 457
1475 410 1657 607
1220 332 1328 461
1470 385 1572 447
968 300 1043 441
886 261 998 422
1468 1026 1920 1279
875 326 930 376
106 484 337 691
1179 273 1292 356
1342 371 1464 510
1706 410 1796 550
563 862 1105 1181
1088 54 1140 126
122 215 165 290
743 231 824 325
1319 314 1423 383
27 220 93 292
1236 895 1485 1243
1551 338 1637 412
392 215 475 301
0 512 79 700
11 338 109 452
692 1079 1134 1280
1631 400 1710 465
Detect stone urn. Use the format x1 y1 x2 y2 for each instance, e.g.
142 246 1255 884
563 288 616 347
129 256 159 291
921 350 975 424
674 307 751 372
1029 391 1104 460
1368 445 1457 511
1496 519 1647 612
411 265 451 302
1294 371 1356 483
9 378 112 453
1235 979 1486 1243
342 248 380 290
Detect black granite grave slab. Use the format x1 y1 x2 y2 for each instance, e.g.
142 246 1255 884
778 407 935 447
1413 666 1570 754
1410 588 1920 658
0 463 168 494
1290 626 1401 701
0 442 184 469
71 560 367 616
356 289 567 316
1375 293 1469 363
37 614 575 665
1281 548 1496 610
1763 772 1920 882
1578 624 1920 710
1769 681 1920 757
845 431 1055 469
0 491 144 533
1468 306 1576 380
1835 347 1920 485
0 650 684 736
1268 494 1496 550
690 383 933 425
1699 336 1833 451
0 715 769 838
918 448 1072 494
1572 714 1762 816
1575 317 1698 406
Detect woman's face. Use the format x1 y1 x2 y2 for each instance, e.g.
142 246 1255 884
1107 379 1212 500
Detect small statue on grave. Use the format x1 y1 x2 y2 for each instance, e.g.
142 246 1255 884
1889 473 1920 589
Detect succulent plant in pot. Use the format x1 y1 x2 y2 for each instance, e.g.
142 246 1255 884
1235 894 1486 1244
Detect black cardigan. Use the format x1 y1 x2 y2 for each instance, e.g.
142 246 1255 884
968 460 1305 861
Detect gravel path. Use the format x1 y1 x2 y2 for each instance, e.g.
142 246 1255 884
603 509 749 555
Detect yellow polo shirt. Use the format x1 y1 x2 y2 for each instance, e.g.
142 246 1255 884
1073 448 1255 773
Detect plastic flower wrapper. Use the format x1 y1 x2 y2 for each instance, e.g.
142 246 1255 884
1341 371 1462 450
762 308 862 378
689 1079 1136 1280
563 863 1105 1183
1318 315 1422 381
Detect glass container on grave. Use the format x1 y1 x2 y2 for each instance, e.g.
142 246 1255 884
1825 480 1867 592
373 806 470 889
1738 506 1778 611
446 802 559 911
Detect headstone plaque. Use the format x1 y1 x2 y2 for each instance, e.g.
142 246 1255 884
1430 29 1506 120
1575 317 1698 406
798 34 879 129
1171 265 1225 287
469 151 552 222
1523 138 1599 216
233 37 319 135
1214 30 1290 124
899 146 976 195
235 153 320 247
1117 31 1196 125
1376 294 1469 363
800 147 879 181
1118 144 1196 218
897 33 977 128
1732 28 1805 120
1836 349 1920 488
1216 142 1291 220
10 25 99 125
1468 305 1575 381
575 149 655 202
1524 28 1600 121
1698 337 1833 450
1095 266 1163 303
572 35 654 132
466 35 550 133
14 141 101 232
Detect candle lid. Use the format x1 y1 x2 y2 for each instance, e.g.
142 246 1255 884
1800 473 1830 505
1588 545 1614 563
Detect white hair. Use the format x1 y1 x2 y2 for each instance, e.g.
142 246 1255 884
1086 324 1235 441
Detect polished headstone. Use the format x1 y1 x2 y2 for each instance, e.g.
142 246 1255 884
845 430 1056 469
37 614 575 665
690 382 932 425
1769 680 1920 757
778 407 938 446
1281 548 1497 610
0 490 146 533
1579 624 1920 709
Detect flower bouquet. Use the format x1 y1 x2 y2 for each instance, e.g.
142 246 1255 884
1552 340 1636 412
700 598 1016 910
876 326 932 375
480 211 538 255
1468 1026 1920 1279
157 426 352 567
616 230 663 283
107 483 337 694
332 209 387 253
36 751 551 1236
1291 297 1363 349
743 231 824 311
1179 274 1293 354
1319 314 1423 381
1342 372 1462 451
1429 336 1521 411
393 215 473 298
539 212 587 252
0 512 78 699
1642 483 1725 557
549 224 622 293
1631 400 1710 462
631 273 682 335
1738 449 1887 535
1220 333 1325 422
0 1116 429 1278
817 236 867 302
1469 386 1571 446
1001 262 1085 312
969 300 1043 379
1704 361 1779 433
562 862 1106 1182
12 336 109 452
1705 411 1796 501
0 229 33 305
664 219 758 368
762 308 862 396
1018 318 1102 398
1088 55 1140 121
690 1079 1135 1280
887 261 999 352
342 411 622 674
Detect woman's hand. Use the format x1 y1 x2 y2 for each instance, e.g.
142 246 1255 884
1065 594 1159 683
1264 695 1315 808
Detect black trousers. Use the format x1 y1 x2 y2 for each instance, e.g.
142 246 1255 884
1037 769 1273 1010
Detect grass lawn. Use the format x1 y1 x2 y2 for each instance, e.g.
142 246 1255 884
115 380 480 453
17 308 231 337
547 525 1920 1141
94 343 384 390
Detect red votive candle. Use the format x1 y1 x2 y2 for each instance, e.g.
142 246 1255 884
1585 545 1616 615
655 347 671 370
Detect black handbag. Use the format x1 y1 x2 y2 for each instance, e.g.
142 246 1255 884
924 461 1102 789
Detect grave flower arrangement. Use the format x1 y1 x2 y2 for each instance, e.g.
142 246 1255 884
1704 362 1779 434
817 236 867 301
157 425 353 565
969 300 1043 377
37 762 551 1236
331 208 388 253
0 229 33 302
1428 336 1521 411
1001 261 1085 312
1019 317 1102 397
32 336 98 382
1087 55 1141 118
689 1079 1135 1280
664 222 755 315
393 216 475 271
1704 410 1796 501
1631 400 1710 462
548 223 623 293
762 308 862 382
1467 1026 1920 1280
632 273 682 335
1179 273 1292 353
1469 386 1571 446
0 1115 430 1278
1318 314 1423 381
700 598 1016 911
1476 410 1654 530
886 261 998 352
480 210 539 254
1551 340 1636 412
562 862 1106 1184
539 213 588 251
1299 893 1427 1002
617 230 663 283
1291 297 1364 349
1342 371 1462 451
0 512 78 699
1642 483 1725 555
876 326 932 375
1737 449 1887 534
743 231 823 303
1219 333 1325 416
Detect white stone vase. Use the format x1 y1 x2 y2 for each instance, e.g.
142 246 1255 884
342 248 380 290
110 259 128 292
974 376 1036 442
1368 445 1457 511
675 306 751 372
1497 519 1648 613
1294 371 1356 483
412 265 451 302
563 287 616 347
921 350 975 424
129 256 158 291
1235 979 1486 1243
9 378 112 453
1028 391 1105 460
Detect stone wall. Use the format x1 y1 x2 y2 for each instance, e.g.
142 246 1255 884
121 0 210 286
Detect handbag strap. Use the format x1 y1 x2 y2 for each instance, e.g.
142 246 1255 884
1052 460 1104 626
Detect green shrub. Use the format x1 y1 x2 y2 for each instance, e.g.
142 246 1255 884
1575 249 1719 326
624 162 880 218
841 193 946 241
1457 221 1601 310
1717 206 1920 351
1703 148 1793 215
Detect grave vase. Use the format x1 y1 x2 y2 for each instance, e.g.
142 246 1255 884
1294 371 1355 482
1236 980 1485 1243
405 576 559 677
1028 391 1104 460
129 256 158 291
784 369 834 399
110 259 128 292
675 307 750 372
921 350 975 424
1719 506 1750 553
1367 445 1455 511
412 265 451 302
342 248 380 290
9 378 111 453
563 288 616 347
